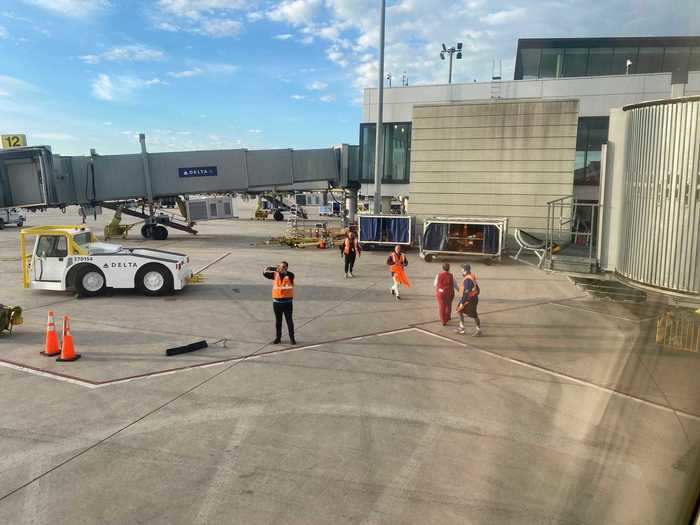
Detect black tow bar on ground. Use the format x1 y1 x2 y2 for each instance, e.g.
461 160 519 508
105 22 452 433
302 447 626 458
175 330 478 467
165 340 208 356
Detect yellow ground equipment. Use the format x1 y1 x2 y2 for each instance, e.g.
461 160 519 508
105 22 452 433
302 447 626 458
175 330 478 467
104 207 141 240
0 305 23 334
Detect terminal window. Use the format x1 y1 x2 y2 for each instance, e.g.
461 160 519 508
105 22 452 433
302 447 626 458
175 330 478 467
517 43 700 79
575 117 609 186
359 122 411 184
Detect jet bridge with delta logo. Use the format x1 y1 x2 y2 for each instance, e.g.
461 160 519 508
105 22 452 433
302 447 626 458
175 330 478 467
0 134 349 239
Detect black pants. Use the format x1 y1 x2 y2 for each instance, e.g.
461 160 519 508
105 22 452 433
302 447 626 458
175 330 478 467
344 252 356 273
273 301 294 340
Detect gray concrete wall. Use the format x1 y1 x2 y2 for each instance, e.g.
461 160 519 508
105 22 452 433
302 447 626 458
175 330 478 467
408 99 578 233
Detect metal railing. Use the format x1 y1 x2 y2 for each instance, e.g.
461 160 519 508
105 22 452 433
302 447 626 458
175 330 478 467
545 196 601 269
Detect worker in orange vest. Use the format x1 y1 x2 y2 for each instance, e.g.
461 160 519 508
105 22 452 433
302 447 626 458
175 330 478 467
263 261 296 345
386 245 411 300
339 231 361 278
456 264 481 336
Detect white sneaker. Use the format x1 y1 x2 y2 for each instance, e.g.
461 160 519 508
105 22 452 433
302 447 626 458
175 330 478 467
455 327 465 334
472 329 482 337
345 273 349 279
349 272 353 278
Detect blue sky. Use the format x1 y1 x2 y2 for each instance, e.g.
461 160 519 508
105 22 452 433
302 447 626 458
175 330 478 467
0 0 698 156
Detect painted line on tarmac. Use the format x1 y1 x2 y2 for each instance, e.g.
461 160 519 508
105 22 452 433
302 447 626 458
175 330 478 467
551 301 659 323
0 328 414 389
412 327 700 422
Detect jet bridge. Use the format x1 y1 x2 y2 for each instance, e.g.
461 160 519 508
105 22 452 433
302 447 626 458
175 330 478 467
0 135 345 209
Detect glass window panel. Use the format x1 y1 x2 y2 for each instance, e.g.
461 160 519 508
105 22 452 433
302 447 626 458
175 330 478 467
636 47 664 73
587 47 613 76
574 151 587 185
359 124 375 182
583 151 601 186
358 123 411 183
383 123 410 183
563 48 588 77
519 48 541 79
575 118 589 150
611 47 637 75
689 47 700 71
540 48 564 78
662 47 690 74
587 117 609 149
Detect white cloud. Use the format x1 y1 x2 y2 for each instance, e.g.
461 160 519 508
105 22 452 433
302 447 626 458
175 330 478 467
479 7 525 25
156 0 248 19
247 11 264 21
21 0 110 17
290 94 305 100
307 80 327 91
274 33 293 40
268 0 320 26
197 18 241 37
319 93 336 102
168 62 238 78
248 129 262 133
153 0 248 38
103 121 112 126
91 74 163 102
300 35 314 45
0 25 8 39
80 44 165 64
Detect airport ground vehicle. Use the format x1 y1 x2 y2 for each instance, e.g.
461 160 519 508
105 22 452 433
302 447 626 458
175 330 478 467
0 207 25 229
20 226 193 297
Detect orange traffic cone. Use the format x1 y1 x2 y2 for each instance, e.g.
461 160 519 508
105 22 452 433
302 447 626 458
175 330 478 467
41 310 60 356
56 316 81 362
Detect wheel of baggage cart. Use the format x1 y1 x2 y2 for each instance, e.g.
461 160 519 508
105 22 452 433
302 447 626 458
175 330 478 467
273 210 284 221
141 224 154 239
424 254 434 262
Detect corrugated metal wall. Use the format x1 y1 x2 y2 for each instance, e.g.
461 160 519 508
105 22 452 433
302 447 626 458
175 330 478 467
408 99 578 233
618 97 700 295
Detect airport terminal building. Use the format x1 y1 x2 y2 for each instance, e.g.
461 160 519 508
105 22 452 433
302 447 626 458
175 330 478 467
356 36 700 205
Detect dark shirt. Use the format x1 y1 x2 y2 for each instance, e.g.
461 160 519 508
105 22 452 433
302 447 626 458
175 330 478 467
458 276 475 305
263 267 295 302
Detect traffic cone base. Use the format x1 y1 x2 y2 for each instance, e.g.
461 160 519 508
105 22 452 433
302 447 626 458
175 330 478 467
42 310 60 356
56 315 81 362
56 353 81 362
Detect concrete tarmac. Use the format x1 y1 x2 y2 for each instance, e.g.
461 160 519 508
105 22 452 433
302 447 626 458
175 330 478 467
0 208 698 524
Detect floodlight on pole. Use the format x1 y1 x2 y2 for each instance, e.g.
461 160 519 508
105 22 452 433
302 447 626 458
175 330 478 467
439 42 463 84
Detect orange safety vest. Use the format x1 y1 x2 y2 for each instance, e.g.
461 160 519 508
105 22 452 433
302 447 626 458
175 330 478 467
459 274 479 301
389 252 406 274
272 272 294 300
343 238 359 255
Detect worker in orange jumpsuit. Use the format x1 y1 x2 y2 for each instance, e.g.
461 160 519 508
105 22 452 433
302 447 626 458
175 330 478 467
387 245 410 300
434 262 459 326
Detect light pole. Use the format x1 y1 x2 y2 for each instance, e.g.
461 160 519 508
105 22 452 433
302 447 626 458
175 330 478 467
440 42 463 84
373 0 386 214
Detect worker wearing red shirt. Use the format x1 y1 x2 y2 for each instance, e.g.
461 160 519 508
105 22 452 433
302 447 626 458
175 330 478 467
434 262 459 326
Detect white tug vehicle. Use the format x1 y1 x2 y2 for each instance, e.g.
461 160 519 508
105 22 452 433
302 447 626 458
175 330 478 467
20 225 193 297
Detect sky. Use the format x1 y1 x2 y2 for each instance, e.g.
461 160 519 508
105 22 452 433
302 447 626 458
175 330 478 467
0 0 698 156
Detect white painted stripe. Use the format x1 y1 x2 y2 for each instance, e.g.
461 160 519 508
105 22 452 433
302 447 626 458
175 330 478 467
0 361 99 389
412 327 700 422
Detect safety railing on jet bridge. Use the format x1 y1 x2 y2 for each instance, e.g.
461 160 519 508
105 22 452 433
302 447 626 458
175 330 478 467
545 195 601 269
